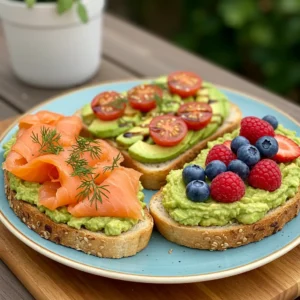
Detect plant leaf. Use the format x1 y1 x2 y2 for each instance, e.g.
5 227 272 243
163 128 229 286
77 2 88 23
57 0 74 15
25 0 36 8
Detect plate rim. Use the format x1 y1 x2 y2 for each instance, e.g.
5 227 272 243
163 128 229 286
0 78 299 284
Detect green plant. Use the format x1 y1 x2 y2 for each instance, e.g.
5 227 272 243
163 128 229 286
16 0 88 22
118 0 300 103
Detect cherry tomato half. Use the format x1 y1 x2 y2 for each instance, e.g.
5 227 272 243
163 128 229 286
149 115 188 147
178 102 212 130
167 71 202 98
91 91 126 121
128 84 163 112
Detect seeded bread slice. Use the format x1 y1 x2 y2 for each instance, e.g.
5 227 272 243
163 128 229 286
4 171 153 259
149 190 300 250
78 103 242 190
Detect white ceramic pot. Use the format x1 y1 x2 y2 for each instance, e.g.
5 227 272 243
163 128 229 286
0 0 105 88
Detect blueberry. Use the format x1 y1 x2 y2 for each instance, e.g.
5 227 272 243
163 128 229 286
182 164 205 185
205 160 227 181
255 136 278 158
262 115 278 129
237 145 261 166
228 159 250 180
186 180 210 202
231 136 250 154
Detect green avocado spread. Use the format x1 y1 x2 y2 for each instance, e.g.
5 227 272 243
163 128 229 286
162 125 300 226
81 76 230 164
4 136 145 236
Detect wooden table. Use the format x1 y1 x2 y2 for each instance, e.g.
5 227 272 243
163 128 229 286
0 13 300 300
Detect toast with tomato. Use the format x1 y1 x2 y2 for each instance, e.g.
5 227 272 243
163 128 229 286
78 72 242 189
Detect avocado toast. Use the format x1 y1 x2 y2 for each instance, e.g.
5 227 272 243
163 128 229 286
78 71 242 189
150 116 300 250
3 111 153 258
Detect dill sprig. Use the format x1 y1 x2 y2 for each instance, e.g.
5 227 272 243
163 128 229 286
103 152 122 173
154 94 165 112
71 136 102 160
76 175 110 209
66 137 109 207
31 127 64 155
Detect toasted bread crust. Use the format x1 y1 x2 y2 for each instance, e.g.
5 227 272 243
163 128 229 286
78 103 242 190
149 190 300 250
4 171 153 259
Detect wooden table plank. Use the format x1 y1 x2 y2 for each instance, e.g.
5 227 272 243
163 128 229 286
0 261 33 300
103 14 300 121
0 98 18 120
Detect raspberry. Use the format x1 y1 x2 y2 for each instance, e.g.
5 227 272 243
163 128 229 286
240 116 275 144
248 159 282 192
210 172 245 203
205 145 236 166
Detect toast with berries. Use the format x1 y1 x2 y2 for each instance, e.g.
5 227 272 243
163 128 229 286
150 116 300 250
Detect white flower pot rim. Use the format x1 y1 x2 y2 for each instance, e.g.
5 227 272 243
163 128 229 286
0 0 105 27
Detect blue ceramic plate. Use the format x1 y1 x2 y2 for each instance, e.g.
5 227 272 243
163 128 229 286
0 80 299 283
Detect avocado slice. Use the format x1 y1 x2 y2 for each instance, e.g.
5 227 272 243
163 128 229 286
88 114 141 138
81 104 95 125
116 118 151 147
128 131 194 164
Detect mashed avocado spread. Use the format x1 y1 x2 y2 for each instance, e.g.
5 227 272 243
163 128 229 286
162 125 300 226
4 136 145 236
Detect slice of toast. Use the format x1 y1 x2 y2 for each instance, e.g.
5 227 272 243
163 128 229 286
78 103 242 190
149 190 300 250
4 171 153 259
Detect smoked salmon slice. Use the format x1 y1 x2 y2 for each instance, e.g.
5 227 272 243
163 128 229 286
19 111 64 130
68 167 143 220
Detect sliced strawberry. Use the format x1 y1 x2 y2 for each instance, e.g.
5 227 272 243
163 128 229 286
273 134 300 163
223 140 231 149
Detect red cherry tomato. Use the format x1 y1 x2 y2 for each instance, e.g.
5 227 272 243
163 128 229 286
167 71 202 98
128 84 163 112
178 102 212 130
149 115 188 147
91 91 126 121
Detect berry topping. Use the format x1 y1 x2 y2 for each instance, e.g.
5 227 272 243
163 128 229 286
186 180 210 202
255 136 278 158
237 145 261 166
223 140 232 149
205 160 227 181
240 116 275 144
262 115 278 130
205 145 236 166
182 164 205 185
228 159 250 180
248 159 282 192
210 172 245 203
231 136 250 154
273 134 300 163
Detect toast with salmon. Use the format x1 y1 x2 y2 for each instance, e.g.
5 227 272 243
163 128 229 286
78 72 242 190
150 117 300 250
3 111 153 258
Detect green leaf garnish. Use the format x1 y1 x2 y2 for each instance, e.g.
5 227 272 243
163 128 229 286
103 152 122 173
31 127 64 155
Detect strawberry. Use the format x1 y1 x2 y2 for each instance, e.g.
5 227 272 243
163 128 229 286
240 116 274 144
273 134 300 163
223 140 231 149
248 159 281 191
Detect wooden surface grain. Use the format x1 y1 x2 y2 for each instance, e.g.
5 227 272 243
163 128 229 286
1 12 300 300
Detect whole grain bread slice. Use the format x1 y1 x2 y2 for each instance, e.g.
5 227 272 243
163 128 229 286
4 171 153 259
149 190 300 250
78 103 242 190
